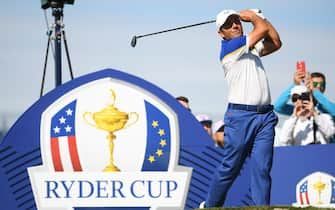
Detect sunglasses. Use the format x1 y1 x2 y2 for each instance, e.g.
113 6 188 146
312 81 326 88
291 92 310 102
220 14 241 30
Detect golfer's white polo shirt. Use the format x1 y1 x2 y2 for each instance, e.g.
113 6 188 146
220 35 271 106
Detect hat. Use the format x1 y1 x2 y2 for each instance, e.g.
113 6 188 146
196 114 212 125
213 120 225 134
216 9 238 31
290 85 308 95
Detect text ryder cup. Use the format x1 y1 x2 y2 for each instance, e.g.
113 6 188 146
45 179 178 199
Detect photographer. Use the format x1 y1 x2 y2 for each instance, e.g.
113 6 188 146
277 85 335 146
274 71 335 119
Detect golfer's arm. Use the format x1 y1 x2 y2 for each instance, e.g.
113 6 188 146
261 20 282 56
247 15 269 48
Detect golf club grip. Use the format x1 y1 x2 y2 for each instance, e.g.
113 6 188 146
137 19 216 38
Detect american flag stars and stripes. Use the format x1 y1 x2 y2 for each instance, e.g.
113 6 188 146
299 180 310 205
50 100 82 172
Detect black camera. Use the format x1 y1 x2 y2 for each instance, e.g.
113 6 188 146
300 92 310 101
292 92 311 102
41 0 75 9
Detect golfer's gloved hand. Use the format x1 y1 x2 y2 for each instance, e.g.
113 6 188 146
250 9 266 19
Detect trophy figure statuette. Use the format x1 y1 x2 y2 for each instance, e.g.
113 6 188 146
83 89 138 172
313 176 326 204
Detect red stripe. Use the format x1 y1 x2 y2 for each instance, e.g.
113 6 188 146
51 137 64 171
305 192 310 204
68 136 83 171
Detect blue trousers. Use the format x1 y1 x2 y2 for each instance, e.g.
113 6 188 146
205 107 278 207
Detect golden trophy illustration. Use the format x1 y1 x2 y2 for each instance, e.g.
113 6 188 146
83 89 138 172
313 177 326 204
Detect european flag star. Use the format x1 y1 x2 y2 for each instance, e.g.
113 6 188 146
148 155 155 163
158 129 165 136
160 139 167 147
156 149 163 157
152 120 159 128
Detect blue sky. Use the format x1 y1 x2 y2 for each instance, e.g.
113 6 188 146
1 0 335 127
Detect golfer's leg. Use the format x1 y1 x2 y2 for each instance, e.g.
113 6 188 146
205 110 253 207
250 112 278 205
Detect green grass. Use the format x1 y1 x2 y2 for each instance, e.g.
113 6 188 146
193 206 335 210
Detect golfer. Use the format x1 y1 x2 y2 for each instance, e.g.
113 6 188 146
202 9 282 207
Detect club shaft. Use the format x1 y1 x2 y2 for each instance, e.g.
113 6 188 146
137 19 215 39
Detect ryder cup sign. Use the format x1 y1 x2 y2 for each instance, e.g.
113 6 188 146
28 80 190 209
1 69 212 210
293 172 335 208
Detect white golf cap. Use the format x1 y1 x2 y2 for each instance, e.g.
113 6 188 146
213 120 225 134
290 85 308 95
196 114 212 124
216 9 238 31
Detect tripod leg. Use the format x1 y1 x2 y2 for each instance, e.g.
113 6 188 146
62 30 74 80
40 35 51 97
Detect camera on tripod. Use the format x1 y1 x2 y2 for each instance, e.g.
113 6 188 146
41 0 75 9
39 0 75 97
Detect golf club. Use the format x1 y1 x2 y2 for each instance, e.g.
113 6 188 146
131 19 215 47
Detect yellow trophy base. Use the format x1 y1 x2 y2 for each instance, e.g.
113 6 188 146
103 164 120 172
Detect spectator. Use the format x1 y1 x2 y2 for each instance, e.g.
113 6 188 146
307 72 335 118
0 117 7 144
274 71 335 119
277 85 335 146
0 130 4 143
196 114 213 136
175 96 191 112
212 120 224 147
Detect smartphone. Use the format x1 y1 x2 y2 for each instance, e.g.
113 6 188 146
300 92 310 101
296 61 306 73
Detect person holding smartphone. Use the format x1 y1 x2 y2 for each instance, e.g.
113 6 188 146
277 85 335 146
306 72 335 118
274 62 335 120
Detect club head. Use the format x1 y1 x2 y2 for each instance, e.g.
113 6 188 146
131 36 137 48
